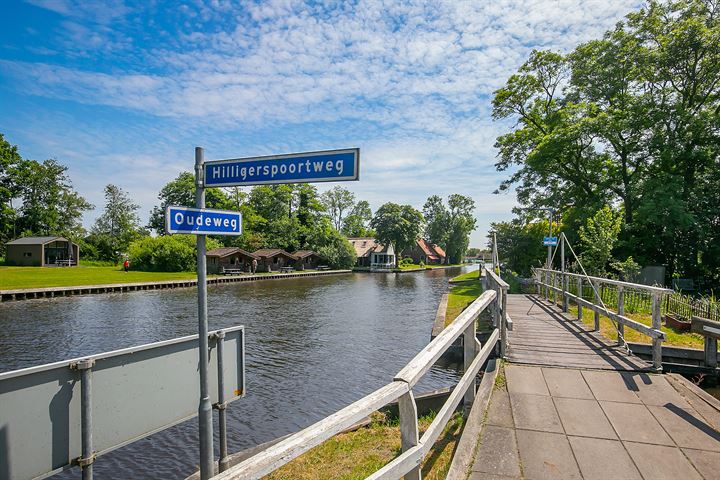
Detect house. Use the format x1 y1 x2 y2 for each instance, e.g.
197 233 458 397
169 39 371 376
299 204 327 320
347 237 396 269
293 250 321 270
403 239 447 265
206 247 258 274
252 249 298 272
5 236 80 267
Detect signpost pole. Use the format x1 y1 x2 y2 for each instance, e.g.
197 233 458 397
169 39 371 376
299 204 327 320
195 146 214 479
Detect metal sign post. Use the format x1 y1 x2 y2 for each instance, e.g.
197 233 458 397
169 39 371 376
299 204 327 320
194 147 214 480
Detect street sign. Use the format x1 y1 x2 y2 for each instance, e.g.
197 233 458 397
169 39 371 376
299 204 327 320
203 148 359 187
543 236 558 246
165 206 242 236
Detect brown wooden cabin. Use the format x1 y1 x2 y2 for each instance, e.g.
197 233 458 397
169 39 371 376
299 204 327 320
293 250 321 270
206 247 258 274
252 249 298 272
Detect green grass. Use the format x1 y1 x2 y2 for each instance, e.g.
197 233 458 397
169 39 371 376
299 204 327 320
0 266 201 289
446 280 483 326
267 411 464 480
449 270 482 283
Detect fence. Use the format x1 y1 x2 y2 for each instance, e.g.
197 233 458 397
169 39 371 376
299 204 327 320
534 268 672 371
212 279 508 480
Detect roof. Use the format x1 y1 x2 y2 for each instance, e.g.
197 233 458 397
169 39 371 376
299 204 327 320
431 244 446 258
6 236 71 246
417 238 436 257
252 249 298 260
347 237 380 258
206 247 258 259
293 250 319 259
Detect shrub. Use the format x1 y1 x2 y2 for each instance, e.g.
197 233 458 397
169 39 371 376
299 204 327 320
128 235 220 272
419 261 425 268
400 257 414 266
317 231 356 269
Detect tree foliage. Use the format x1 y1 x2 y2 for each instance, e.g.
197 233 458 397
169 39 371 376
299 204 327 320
578 206 623 276
423 194 477 264
89 184 144 263
320 186 355 231
492 0 720 287
370 203 424 266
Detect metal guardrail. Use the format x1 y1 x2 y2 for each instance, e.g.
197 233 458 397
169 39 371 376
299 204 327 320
212 289 502 480
534 267 672 371
0 327 245 480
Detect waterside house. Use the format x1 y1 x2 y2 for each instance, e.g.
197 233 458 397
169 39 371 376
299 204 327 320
5 236 79 267
293 250 321 270
347 237 396 270
252 249 298 272
206 247 258 274
403 238 446 265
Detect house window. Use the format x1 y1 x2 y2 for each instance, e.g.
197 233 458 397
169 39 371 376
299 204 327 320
23 252 32 257
273 257 278 264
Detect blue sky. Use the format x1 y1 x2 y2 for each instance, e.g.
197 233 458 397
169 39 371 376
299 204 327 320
0 0 642 246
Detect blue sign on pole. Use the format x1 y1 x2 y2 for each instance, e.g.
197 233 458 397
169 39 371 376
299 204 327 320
165 206 242 236
543 236 558 246
203 148 359 187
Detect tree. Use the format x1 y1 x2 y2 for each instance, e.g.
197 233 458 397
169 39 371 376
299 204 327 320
578 206 622 276
370 203 423 267
491 220 549 276
128 235 221 272
320 186 355 231
316 229 357 269
90 184 144 263
0 134 23 250
445 194 477 264
15 159 92 239
341 200 374 237
423 195 449 248
148 172 231 234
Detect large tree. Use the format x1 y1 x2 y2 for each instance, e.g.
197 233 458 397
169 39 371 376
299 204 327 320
90 184 144 263
370 203 423 267
0 134 23 249
320 186 355 231
341 200 373 237
492 0 720 285
423 194 477 264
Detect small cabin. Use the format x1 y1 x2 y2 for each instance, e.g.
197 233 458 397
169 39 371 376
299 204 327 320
347 237 395 269
5 236 80 267
293 250 321 270
252 249 298 272
206 247 258 274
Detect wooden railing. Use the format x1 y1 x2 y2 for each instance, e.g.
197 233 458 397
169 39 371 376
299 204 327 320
534 268 672 371
483 267 511 357
213 288 501 480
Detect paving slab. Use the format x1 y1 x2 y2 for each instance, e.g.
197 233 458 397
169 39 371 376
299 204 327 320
510 393 564 433
624 442 703 480
582 370 642 403
486 387 514 428
468 473 520 480
568 436 641 480
505 365 549 396
600 401 674 445
471 426 521 477
541 367 594 399
622 372 692 408
682 448 720 479
515 429 581 480
648 405 720 452
553 398 616 439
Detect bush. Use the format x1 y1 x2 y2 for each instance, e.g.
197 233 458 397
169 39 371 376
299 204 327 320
400 257 414 266
419 261 425 268
128 235 220 272
317 231 356 269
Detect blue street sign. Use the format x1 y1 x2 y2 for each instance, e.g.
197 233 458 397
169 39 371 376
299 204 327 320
165 206 242 236
543 236 558 246
203 148 359 187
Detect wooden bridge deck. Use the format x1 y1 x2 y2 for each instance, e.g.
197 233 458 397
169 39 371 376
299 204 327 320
506 294 652 371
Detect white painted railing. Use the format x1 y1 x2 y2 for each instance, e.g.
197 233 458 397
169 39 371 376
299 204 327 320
534 267 672 370
212 289 500 480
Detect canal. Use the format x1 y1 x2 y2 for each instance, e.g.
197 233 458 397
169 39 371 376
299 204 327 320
0 268 469 479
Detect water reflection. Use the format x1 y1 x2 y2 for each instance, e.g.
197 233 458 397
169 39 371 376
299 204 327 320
0 267 471 479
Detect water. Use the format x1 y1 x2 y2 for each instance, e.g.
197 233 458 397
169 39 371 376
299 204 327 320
0 268 469 479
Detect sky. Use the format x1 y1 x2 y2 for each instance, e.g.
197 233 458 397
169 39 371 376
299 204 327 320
0 0 643 247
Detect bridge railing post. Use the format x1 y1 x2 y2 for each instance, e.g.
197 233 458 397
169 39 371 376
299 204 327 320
500 286 508 358
398 391 421 480
577 277 583 322
652 292 663 372
617 287 625 346
593 281 601 331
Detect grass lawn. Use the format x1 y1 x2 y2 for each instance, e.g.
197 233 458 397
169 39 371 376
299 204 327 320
0 266 201 290
266 411 464 480
449 270 482 283
557 301 712 350
446 280 483 326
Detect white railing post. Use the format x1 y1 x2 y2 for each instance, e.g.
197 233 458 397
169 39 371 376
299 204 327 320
577 277 583 321
535 269 541 295
398 391 421 480
617 287 625 346
593 281 600 331
463 321 478 414
500 287 508 358
651 293 663 372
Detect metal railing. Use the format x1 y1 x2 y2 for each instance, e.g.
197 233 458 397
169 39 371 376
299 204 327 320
370 262 395 270
212 288 503 480
534 267 672 371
